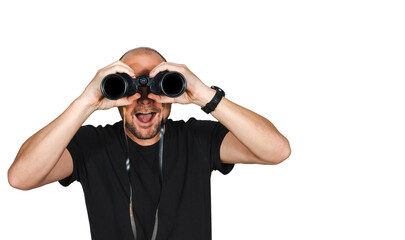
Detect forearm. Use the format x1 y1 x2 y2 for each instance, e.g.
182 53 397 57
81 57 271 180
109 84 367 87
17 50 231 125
9 97 96 187
195 88 290 163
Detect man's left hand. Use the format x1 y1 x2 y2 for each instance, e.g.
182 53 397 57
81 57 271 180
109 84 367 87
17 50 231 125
148 62 215 107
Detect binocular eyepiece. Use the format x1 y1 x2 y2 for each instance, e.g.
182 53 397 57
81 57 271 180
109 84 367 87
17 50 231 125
101 71 187 100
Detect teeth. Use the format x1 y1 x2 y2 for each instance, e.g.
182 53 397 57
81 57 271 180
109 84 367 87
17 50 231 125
137 112 153 115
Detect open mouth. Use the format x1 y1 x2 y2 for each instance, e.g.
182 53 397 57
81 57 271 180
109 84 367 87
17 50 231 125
135 112 158 124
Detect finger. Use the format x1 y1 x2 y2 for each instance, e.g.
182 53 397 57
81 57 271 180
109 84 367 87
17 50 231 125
149 62 168 77
115 61 136 75
149 62 184 77
101 61 136 77
112 60 133 70
114 93 141 106
104 65 136 78
127 93 141 102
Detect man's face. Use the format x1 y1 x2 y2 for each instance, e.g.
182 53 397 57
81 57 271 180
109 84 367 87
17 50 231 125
119 53 171 143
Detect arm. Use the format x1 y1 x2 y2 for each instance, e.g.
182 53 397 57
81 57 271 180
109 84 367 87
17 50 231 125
198 91 291 165
8 61 139 190
149 63 291 165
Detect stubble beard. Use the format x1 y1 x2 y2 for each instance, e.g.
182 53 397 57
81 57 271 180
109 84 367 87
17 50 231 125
125 119 161 140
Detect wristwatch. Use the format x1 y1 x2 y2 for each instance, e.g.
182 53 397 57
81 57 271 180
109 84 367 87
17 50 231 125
201 86 225 114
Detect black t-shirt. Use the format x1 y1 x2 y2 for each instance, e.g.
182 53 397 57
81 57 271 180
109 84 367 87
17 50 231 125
59 118 234 240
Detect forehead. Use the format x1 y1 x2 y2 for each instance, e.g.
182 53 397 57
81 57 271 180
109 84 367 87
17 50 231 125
121 52 164 76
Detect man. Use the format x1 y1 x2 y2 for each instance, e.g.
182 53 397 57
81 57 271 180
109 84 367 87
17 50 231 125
8 47 291 239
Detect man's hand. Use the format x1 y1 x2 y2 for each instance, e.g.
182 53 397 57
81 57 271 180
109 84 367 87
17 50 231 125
79 60 141 110
148 62 216 107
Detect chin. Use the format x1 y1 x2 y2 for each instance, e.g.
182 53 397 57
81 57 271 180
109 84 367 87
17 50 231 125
126 120 160 140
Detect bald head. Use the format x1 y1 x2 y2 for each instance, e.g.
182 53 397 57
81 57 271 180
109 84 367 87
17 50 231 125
119 47 166 62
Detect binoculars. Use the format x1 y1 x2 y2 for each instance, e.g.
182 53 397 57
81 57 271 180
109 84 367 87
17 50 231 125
101 71 187 100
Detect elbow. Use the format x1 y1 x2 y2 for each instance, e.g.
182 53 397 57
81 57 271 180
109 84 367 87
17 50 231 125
8 168 25 190
263 140 291 165
276 144 292 164
8 165 34 191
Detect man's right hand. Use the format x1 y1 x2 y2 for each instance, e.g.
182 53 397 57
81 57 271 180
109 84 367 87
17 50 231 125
8 60 140 190
79 60 140 110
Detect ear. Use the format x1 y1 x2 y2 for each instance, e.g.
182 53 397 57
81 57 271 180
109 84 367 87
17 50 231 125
164 103 172 118
118 106 124 118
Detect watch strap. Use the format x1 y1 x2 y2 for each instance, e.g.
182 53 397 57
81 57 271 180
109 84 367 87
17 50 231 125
201 86 225 114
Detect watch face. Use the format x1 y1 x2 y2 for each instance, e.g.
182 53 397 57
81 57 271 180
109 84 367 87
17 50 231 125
211 86 225 96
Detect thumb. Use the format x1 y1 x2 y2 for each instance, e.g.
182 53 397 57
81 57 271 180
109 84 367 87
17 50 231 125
148 93 174 103
115 93 141 106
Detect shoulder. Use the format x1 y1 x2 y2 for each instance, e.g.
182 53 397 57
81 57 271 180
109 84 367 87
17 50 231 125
75 121 123 140
167 117 221 126
166 118 227 137
166 117 218 130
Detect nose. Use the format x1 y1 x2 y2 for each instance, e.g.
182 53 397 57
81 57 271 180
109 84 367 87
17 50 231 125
137 87 154 105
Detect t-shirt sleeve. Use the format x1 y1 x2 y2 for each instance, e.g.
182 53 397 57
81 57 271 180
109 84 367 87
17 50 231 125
59 125 95 187
189 119 234 175
210 122 234 175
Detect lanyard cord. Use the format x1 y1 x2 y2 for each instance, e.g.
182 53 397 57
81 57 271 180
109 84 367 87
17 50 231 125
123 104 165 240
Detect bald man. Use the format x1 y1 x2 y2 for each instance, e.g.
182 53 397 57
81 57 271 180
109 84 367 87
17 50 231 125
8 47 291 240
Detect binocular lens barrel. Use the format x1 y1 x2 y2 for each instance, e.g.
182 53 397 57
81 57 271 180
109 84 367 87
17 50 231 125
101 74 129 100
100 71 186 100
160 72 186 97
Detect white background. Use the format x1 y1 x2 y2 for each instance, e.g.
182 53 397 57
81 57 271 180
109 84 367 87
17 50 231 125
1 0 404 239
